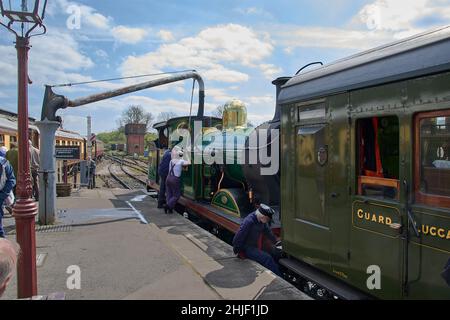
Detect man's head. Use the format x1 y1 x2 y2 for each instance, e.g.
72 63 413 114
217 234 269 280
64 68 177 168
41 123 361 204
0 146 7 158
255 204 275 224
0 239 20 297
172 146 183 159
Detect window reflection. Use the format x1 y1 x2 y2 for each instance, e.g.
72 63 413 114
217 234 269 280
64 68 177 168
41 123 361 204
420 116 450 197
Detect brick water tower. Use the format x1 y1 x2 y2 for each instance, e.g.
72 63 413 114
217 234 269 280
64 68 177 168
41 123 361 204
125 123 146 155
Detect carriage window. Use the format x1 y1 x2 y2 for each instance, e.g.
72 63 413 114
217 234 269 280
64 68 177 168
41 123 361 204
356 116 400 200
416 114 450 204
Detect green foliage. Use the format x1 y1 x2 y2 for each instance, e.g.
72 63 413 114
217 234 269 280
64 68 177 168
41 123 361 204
97 130 126 145
145 132 158 149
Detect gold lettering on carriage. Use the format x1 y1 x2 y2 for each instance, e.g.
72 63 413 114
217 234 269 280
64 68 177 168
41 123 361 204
418 224 450 240
356 209 393 226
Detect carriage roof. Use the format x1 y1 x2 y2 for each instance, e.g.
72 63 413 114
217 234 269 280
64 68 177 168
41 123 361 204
279 25 450 105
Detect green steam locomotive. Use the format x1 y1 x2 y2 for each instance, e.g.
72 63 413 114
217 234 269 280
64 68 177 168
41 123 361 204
147 26 450 299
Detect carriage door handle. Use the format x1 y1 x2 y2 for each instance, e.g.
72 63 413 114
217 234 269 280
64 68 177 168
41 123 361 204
331 192 339 198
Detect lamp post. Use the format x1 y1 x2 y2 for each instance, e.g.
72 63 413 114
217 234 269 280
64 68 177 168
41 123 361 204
0 0 47 298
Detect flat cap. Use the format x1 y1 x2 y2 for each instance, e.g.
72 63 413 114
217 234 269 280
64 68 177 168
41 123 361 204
258 204 275 219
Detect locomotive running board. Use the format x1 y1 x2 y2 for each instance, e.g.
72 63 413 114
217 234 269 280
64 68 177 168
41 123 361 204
279 258 373 300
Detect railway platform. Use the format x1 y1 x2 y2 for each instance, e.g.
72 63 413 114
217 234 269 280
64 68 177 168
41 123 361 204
1 187 310 300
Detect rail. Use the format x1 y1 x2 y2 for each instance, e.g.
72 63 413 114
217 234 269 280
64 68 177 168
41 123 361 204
104 155 147 188
107 162 131 189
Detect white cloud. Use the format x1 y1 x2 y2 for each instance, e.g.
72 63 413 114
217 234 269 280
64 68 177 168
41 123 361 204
246 96 275 105
0 46 16 86
259 64 282 80
56 0 112 30
246 112 273 125
60 115 88 133
273 25 394 50
207 88 235 103
203 67 249 83
120 24 275 84
158 30 175 42
0 31 94 87
235 7 274 19
112 26 148 44
354 0 450 32
95 49 109 59
271 0 450 52
284 47 294 55
84 11 111 30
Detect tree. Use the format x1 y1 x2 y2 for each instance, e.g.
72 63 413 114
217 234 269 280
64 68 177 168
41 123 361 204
97 130 126 145
144 132 158 150
120 105 154 130
157 111 177 122
212 105 225 118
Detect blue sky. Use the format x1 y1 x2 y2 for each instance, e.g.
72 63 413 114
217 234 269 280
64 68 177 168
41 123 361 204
1 0 449 136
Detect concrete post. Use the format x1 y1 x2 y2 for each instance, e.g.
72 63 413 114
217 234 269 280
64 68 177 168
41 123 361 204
35 119 60 225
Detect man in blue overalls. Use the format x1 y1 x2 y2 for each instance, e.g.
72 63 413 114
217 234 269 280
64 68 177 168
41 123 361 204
0 155 16 238
164 148 190 214
232 204 282 276
157 148 171 208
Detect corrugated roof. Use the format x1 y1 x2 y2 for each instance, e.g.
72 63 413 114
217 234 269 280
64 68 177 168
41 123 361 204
279 25 450 104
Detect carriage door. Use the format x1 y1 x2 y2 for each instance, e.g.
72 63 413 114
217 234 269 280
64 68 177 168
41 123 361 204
293 105 331 269
408 110 450 299
351 115 403 299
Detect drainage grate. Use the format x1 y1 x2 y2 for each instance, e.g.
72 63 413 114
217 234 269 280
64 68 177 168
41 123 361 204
8 224 73 235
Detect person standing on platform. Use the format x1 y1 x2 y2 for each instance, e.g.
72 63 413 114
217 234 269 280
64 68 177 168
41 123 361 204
29 140 40 201
232 204 282 276
0 147 7 157
164 147 190 214
0 148 13 216
5 143 18 196
0 155 16 238
157 148 171 209
87 157 96 189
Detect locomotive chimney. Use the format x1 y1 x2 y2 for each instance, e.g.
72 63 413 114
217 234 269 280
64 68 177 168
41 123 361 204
271 76 291 123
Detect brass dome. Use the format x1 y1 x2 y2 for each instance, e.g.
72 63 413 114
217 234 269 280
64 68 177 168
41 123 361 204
222 99 247 129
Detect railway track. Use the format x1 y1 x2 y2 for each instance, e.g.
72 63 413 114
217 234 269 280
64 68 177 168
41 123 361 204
107 155 148 174
103 157 147 189
108 163 132 189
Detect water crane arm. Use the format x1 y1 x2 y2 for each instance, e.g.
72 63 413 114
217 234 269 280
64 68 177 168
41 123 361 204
41 70 205 122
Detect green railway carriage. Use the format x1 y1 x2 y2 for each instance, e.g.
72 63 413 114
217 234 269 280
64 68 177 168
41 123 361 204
278 26 450 299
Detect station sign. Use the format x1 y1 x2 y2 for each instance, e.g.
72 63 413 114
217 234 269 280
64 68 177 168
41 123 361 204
55 146 80 160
